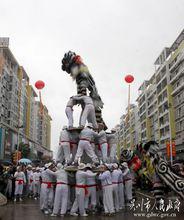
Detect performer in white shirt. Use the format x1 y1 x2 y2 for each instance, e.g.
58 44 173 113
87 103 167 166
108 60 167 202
14 166 26 202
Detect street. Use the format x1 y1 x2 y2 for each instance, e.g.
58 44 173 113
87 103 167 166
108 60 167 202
0 193 184 220
0 199 133 220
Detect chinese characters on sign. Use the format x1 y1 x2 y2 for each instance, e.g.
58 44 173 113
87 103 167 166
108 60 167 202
129 198 181 217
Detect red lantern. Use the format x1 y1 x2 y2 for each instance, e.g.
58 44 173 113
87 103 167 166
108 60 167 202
35 80 45 90
125 74 134 84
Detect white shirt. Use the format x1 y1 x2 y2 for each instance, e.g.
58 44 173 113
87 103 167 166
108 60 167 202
27 170 34 183
99 170 112 186
111 169 121 184
14 171 26 183
33 172 41 182
73 95 93 105
66 97 76 107
122 168 132 180
117 169 123 183
80 127 98 142
107 133 116 145
86 170 96 185
47 168 68 184
41 169 54 182
76 170 96 185
60 129 70 143
98 130 107 144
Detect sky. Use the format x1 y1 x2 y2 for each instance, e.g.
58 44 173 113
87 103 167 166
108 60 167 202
0 0 184 155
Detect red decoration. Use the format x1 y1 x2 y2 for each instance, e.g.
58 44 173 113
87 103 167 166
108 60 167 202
125 74 134 83
74 55 83 64
35 80 45 90
172 141 176 157
166 141 170 157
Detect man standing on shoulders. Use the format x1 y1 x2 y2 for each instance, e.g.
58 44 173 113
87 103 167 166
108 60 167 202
107 128 117 163
57 126 71 164
74 123 99 165
98 124 108 163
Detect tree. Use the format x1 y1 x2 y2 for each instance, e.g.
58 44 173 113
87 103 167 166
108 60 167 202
19 142 30 158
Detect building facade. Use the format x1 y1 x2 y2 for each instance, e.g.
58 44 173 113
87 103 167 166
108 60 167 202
169 31 184 158
118 29 184 159
118 104 140 149
0 38 52 161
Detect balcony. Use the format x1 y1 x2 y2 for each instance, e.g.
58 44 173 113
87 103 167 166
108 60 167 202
148 107 158 117
147 97 157 108
159 121 169 129
171 81 184 96
170 66 184 84
159 109 169 118
158 97 168 107
160 132 170 141
169 54 184 72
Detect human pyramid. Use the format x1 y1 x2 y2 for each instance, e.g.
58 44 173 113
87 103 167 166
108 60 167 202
38 51 133 217
57 50 119 166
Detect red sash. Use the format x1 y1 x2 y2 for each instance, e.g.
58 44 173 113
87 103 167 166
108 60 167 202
80 138 90 142
16 180 24 185
75 184 88 195
86 184 98 188
42 181 53 188
56 182 68 185
112 182 119 184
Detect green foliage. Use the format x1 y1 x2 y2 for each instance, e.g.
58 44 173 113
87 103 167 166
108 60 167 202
19 142 30 158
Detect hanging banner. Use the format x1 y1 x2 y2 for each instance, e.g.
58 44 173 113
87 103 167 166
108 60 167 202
172 141 176 157
166 141 170 157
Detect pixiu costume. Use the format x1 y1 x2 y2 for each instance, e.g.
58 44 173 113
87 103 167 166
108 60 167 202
143 141 184 201
61 51 106 129
120 149 142 200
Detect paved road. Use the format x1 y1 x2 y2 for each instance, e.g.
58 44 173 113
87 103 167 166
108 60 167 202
0 199 135 220
0 195 183 220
